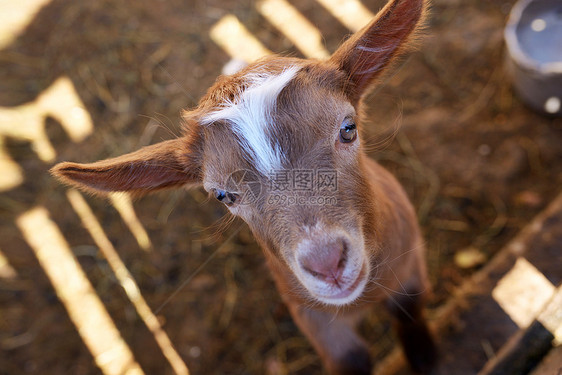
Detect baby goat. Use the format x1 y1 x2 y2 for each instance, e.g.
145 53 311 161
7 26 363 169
52 0 436 373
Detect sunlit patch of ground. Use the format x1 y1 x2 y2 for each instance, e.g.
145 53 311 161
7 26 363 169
0 0 51 49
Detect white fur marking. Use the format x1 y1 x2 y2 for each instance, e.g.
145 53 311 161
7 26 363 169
202 66 300 175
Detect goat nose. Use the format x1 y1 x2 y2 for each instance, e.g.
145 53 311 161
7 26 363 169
299 239 347 283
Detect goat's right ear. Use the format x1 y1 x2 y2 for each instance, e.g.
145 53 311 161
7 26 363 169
50 138 202 195
329 0 427 103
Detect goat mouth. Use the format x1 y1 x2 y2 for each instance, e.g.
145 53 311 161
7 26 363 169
316 264 368 305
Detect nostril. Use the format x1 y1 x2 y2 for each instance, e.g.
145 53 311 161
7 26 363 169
337 253 347 270
302 266 326 280
338 240 348 269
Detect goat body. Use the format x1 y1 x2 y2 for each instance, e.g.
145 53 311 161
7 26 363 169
52 0 437 373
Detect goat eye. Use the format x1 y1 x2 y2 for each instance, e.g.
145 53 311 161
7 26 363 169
213 189 239 207
214 189 227 202
339 118 357 143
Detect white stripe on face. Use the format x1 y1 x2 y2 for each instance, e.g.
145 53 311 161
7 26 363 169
202 66 300 175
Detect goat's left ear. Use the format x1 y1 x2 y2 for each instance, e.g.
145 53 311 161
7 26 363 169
50 138 202 196
329 0 427 103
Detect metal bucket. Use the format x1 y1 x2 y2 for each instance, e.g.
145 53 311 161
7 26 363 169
505 0 562 116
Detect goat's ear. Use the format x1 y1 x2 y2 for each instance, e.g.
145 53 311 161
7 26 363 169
329 0 427 102
50 138 202 195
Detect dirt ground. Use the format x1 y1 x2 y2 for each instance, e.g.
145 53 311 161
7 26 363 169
0 0 561 374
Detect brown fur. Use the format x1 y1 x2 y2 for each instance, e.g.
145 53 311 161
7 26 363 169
51 1 436 373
